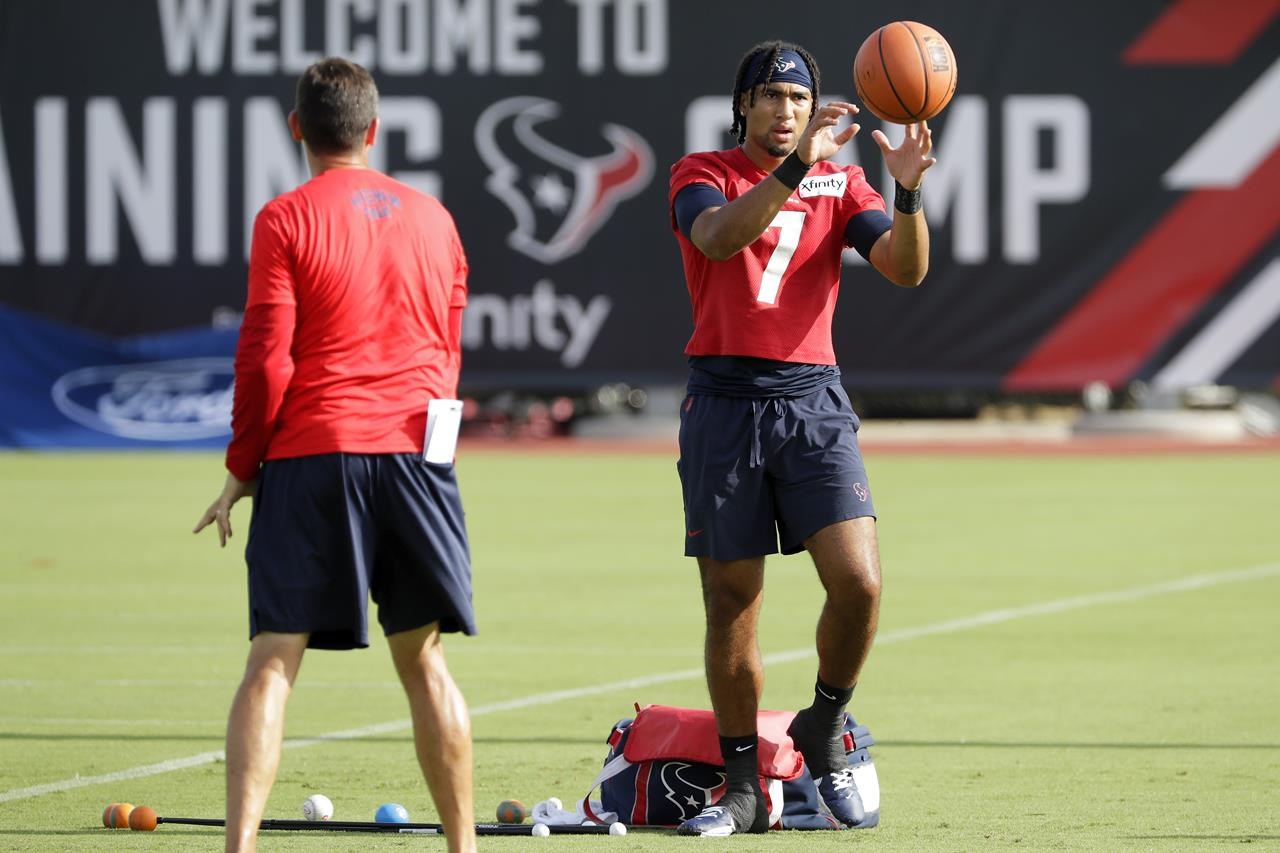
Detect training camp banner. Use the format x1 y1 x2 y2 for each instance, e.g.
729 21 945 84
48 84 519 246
0 0 1277 447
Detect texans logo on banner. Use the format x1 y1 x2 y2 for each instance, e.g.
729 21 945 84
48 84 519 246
475 96 654 264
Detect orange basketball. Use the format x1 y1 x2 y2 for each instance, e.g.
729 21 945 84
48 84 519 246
854 21 957 123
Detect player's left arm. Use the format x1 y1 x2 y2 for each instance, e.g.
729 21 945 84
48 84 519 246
225 206 297 480
868 121 935 287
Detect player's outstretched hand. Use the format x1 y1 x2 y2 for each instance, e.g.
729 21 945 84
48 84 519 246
796 101 861 166
194 472 258 548
872 120 936 190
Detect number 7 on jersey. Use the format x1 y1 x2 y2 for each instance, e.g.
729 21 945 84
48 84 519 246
756 210 805 305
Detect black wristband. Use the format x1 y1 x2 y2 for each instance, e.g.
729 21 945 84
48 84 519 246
772 151 812 190
894 181 922 214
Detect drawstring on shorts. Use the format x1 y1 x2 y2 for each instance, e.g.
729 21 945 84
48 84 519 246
748 398 785 469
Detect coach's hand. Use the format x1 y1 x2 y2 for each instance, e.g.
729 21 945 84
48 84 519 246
194 472 258 547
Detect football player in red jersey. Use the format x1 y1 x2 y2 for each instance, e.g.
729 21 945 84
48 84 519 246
194 59 477 853
669 41 935 836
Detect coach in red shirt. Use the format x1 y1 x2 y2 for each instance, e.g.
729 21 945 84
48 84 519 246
195 58 477 853
668 41 934 836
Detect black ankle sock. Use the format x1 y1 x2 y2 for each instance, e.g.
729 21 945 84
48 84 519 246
719 733 758 794
813 677 854 714
717 734 767 832
788 679 854 777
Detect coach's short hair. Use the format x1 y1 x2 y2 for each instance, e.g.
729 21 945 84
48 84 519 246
295 57 379 155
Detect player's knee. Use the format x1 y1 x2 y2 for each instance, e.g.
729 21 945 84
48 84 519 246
831 565 881 608
702 582 759 624
243 635 306 685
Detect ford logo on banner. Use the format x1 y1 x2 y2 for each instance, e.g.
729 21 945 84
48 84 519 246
50 358 234 441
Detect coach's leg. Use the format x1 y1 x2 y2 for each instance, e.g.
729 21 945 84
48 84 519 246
388 623 476 853
225 631 308 853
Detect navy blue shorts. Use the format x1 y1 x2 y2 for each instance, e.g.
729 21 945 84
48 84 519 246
244 453 475 650
677 385 876 560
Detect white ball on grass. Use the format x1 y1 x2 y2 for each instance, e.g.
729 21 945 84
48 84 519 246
532 823 551 837
609 821 627 836
302 794 333 821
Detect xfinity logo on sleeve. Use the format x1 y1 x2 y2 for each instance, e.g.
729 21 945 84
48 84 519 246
51 358 233 440
798 173 848 198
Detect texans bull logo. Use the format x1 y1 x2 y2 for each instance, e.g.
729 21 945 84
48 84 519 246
659 761 725 821
475 96 654 264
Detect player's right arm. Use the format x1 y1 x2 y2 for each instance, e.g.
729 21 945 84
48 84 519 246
447 216 469 366
682 169 795 261
682 101 860 261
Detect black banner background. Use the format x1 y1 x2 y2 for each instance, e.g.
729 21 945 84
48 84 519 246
1 1 1276 393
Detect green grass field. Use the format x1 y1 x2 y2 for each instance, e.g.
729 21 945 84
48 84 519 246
2 446 1278 851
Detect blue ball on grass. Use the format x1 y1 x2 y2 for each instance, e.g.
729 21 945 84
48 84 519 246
375 802 411 823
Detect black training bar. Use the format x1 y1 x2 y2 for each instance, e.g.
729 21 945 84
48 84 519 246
155 815 619 835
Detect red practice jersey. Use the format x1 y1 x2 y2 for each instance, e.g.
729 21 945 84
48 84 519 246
669 147 886 364
226 168 468 482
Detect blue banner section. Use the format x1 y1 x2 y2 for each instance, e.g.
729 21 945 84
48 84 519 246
0 306 236 448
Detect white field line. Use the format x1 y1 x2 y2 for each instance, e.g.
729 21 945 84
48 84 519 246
0 646 238 656
2 562 1277 805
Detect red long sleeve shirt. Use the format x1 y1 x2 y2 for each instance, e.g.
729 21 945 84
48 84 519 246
226 168 468 482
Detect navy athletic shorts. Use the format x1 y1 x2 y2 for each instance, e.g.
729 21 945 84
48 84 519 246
244 453 476 650
677 384 876 561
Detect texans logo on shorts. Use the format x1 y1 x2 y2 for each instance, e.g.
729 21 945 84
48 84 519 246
853 483 869 502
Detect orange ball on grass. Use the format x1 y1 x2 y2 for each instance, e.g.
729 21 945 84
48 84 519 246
495 798 528 824
103 802 134 829
129 805 159 831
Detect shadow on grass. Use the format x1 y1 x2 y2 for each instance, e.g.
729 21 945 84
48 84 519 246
0 829 222 837
6 731 1279 750
886 740 1280 750
1127 835 1280 842
0 732 221 743
0 732 603 745
296 734 603 745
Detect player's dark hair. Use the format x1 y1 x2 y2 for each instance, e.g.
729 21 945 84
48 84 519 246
730 41 822 144
295 57 379 155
